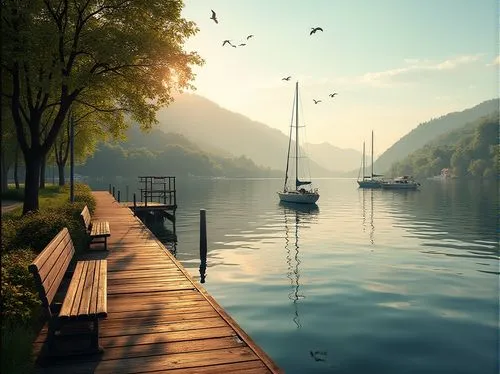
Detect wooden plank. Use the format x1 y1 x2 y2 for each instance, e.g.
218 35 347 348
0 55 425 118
38 347 258 374
42 240 73 305
69 261 88 318
79 260 95 316
59 261 85 318
89 261 99 316
97 260 107 317
101 327 237 348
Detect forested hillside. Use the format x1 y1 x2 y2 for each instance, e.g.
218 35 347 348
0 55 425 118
77 126 281 178
374 99 499 173
389 112 499 179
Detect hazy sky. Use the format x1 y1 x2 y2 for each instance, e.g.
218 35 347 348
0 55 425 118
181 0 498 155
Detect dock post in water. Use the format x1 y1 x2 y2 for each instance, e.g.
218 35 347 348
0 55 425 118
199 209 207 283
133 193 137 215
117 190 121 203
112 186 115 198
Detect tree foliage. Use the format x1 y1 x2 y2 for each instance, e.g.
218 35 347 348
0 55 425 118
389 112 499 179
1 0 203 213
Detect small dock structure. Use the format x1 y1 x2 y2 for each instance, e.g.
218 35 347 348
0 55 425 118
129 176 177 223
33 191 282 373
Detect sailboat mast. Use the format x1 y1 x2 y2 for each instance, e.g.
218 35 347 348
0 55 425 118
362 141 366 181
371 130 374 178
295 81 299 190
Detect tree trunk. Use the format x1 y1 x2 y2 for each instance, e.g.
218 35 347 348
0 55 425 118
1 151 9 193
57 163 65 186
23 155 41 214
39 153 46 189
14 145 19 189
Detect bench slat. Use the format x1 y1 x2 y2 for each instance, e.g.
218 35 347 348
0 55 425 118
81 206 92 230
59 261 85 317
44 246 73 305
80 261 96 316
60 260 107 319
97 260 107 317
28 228 75 306
70 261 89 318
89 261 99 316
90 221 110 237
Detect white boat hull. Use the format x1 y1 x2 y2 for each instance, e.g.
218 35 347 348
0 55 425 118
278 191 320 204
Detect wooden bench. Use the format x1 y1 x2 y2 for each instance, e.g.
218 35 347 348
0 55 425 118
29 228 107 355
81 205 110 250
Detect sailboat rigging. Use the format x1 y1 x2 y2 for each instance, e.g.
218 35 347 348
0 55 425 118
278 82 320 204
357 130 383 188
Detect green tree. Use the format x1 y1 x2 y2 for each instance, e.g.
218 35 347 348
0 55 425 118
1 0 203 213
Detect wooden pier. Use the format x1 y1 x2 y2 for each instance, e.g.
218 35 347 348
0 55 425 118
33 191 282 373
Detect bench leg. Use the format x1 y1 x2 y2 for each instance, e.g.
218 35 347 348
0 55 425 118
90 318 104 353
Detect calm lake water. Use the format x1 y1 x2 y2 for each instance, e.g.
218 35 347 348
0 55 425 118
90 177 499 374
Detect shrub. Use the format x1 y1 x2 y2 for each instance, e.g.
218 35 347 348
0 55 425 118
1 249 40 326
0 187 24 201
1 183 96 254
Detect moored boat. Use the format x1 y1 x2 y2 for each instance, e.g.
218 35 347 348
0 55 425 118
381 175 420 190
278 82 319 204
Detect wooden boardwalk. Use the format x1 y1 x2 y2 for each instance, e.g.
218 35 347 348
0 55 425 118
34 191 281 373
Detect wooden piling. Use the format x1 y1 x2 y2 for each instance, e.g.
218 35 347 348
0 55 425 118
199 209 207 266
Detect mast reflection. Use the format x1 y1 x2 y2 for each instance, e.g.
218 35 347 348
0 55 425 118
361 189 375 245
280 201 319 329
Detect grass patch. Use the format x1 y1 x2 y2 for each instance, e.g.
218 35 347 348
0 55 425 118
1 183 96 372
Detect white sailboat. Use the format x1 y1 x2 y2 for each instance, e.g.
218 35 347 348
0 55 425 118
278 82 319 204
357 130 383 188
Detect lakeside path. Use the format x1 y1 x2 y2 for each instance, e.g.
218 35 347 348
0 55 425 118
1 200 22 214
34 191 282 373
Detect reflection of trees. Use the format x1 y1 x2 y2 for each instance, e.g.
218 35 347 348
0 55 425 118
281 202 318 329
379 180 498 257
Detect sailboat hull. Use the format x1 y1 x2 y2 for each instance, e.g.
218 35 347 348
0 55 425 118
357 180 382 188
278 191 320 204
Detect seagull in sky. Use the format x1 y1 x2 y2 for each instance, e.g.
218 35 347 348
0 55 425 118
210 10 218 24
282 76 292 81
239 43 246 47
310 27 324 35
246 34 254 40
222 40 234 47
329 93 338 97
313 99 322 104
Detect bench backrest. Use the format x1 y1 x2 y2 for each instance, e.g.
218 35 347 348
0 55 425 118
28 228 75 316
81 205 91 230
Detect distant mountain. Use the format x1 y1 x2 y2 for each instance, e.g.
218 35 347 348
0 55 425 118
374 98 499 173
155 94 353 176
78 125 282 178
305 142 361 173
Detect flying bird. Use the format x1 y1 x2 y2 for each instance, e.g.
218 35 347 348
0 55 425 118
282 76 292 81
329 93 338 97
210 10 218 24
313 99 322 104
239 43 246 46
246 34 254 40
222 40 234 47
310 27 324 35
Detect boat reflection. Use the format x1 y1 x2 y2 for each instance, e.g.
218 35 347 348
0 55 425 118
360 189 375 245
280 201 318 329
